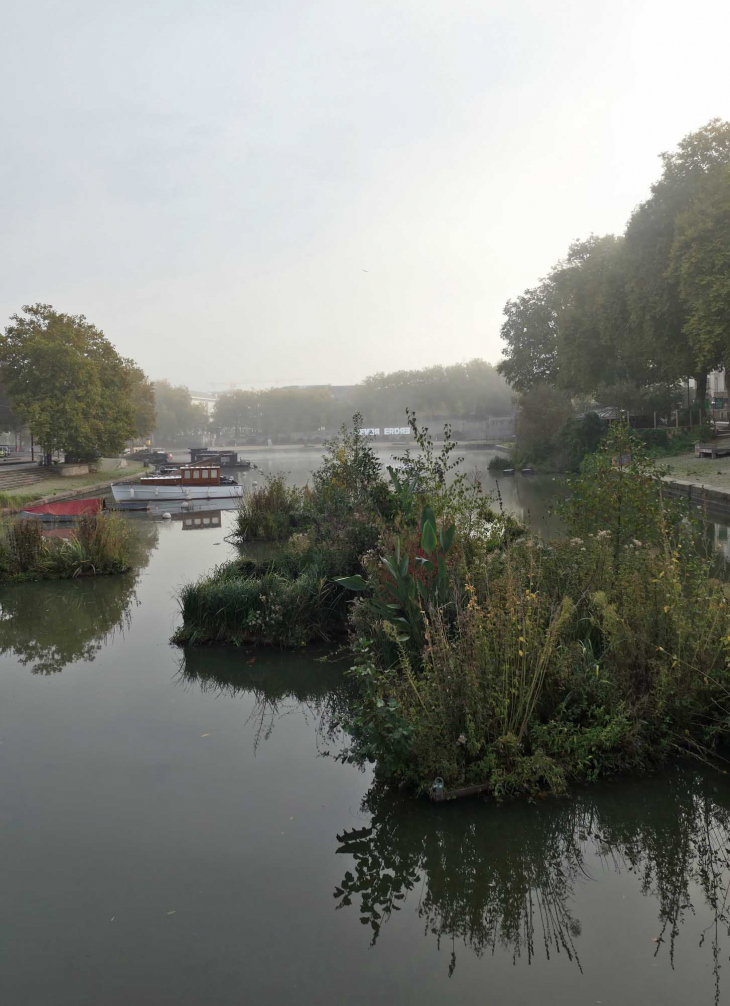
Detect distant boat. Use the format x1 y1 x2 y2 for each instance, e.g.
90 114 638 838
21 498 104 521
111 466 243 503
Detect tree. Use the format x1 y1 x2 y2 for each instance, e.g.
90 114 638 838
513 385 572 466
625 119 730 402
355 360 512 420
497 283 558 392
212 389 261 438
498 121 730 405
151 380 208 443
671 166 730 378
125 362 156 439
553 235 631 393
0 304 136 460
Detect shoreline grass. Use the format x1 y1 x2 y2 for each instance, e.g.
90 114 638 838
0 513 133 582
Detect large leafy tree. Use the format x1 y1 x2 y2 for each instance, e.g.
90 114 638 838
125 362 156 439
671 166 730 377
497 284 558 392
552 235 630 393
0 304 136 459
499 120 730 405
625 119 730 402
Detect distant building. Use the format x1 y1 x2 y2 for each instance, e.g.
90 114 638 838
189 391 218 416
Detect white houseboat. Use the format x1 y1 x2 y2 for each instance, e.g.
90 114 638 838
111 466 243 503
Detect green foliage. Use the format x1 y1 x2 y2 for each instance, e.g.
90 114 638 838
151 380 208 443
558 422 676 553
0 304 141 459
498 120 730 402
487 454 513 472
126 362 156 438
0 513 132 581
511 385 572 469
173 556 348 647
211 360 513 443
352 359 512 421
557 412 606 470
234 475 307 541
497 284 558 391
341 520 730 796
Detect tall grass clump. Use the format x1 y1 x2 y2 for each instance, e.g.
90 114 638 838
339 424 730 797
173 559 347 647
234 474 307 541
0 513 132 581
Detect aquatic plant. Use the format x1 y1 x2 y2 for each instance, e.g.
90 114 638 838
0 513 132 582
233 474 307 541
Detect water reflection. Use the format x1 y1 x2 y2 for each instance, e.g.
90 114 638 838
0 520 159 674
176 646 349 750
335 773 730 998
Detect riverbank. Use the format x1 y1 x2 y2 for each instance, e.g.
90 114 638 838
662 451 730 513
0 462 145 512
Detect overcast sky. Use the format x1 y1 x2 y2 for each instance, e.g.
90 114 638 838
1 0 729 390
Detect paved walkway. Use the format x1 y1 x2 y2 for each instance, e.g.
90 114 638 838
664 452 730 489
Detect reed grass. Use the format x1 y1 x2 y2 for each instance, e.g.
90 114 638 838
0 513 132 581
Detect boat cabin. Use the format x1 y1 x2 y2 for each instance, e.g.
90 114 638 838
189 448 239 467
140 466 222 486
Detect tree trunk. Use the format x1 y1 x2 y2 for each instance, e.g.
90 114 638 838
694 372 708 409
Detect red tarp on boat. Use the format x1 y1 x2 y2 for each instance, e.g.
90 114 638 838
21 498 104 518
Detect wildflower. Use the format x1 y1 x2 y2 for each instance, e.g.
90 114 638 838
570 537 583 546
597 530 611 539
457 734 467 745
633 539 643 547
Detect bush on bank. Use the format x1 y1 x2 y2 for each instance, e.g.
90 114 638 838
0 513 132 582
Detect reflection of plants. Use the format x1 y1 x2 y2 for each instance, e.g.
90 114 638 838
0 520 158 673
176 647 350 750
334 772 730 997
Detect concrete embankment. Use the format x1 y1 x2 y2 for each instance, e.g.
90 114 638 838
662 478 730 515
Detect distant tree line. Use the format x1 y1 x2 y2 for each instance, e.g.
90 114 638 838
498 119 730 410
0 307 512 454
206 360 511 444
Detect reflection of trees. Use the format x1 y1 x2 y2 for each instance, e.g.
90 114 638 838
0 520 158 674
177 647 350 750
335 773 730 995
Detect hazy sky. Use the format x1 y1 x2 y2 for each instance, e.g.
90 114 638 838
2 0 729 390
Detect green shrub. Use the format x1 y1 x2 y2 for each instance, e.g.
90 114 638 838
234 474 307 541
487 454 513 471
338 425 730 797
0 513 131 581
173 559 348 647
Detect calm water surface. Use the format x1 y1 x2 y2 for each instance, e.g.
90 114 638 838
3 448 730 1004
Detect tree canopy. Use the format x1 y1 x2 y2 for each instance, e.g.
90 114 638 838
498 120 730 405
151 381 208 443
0 304 145 458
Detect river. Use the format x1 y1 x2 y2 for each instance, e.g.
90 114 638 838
2 448 730 1004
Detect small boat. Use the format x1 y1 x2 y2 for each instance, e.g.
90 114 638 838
110 465 243 503
521 467 536 475
21 498 104 521
502 468 515 476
